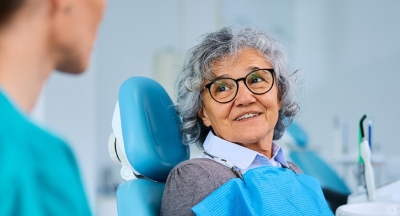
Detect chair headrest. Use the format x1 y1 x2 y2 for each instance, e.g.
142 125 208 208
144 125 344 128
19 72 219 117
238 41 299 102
286 122 309 148
118 77 189 182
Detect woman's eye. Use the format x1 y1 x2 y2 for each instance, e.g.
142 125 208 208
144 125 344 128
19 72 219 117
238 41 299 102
250 75 264 83
217 84 229 92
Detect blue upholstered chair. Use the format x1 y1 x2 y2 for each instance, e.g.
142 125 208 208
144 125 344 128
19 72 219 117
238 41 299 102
109 77 190 216
284 122 350 194
283 122 351 211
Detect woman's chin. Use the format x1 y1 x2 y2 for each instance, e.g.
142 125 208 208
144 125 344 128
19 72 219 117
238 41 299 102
230 129 273 146
233 134 264 145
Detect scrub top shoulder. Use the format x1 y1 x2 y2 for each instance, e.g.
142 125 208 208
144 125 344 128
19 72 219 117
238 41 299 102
0 91 91 216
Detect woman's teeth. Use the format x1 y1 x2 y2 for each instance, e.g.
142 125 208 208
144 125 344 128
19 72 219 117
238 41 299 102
236 113 259 121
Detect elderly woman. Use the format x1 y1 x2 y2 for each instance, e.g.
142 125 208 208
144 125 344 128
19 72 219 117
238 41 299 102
161 26 333 216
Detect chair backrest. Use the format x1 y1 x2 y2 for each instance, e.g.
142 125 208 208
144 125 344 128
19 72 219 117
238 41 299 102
116 77 190 216
285 122 350 194
289 150 351 194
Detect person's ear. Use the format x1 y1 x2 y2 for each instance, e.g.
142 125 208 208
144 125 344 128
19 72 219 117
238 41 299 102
198 106 211 127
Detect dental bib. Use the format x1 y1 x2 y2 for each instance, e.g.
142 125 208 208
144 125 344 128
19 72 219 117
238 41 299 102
191 166 333 216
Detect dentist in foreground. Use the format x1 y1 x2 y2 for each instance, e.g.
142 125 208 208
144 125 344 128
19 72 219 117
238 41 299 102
0 0 105 215
161 26 333 215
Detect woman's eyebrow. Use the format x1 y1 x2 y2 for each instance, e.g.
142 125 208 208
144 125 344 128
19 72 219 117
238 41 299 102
214 74 232 79
213 66 263 80
247 66 261 72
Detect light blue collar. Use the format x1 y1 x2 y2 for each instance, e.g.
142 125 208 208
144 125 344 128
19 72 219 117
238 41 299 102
201 131 289 171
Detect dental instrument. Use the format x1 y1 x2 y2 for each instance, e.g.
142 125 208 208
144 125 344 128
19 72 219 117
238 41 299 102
359 115 376 201
368 120 372 150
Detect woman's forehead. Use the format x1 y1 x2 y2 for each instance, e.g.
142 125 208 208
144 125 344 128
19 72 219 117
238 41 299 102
208 49 272 77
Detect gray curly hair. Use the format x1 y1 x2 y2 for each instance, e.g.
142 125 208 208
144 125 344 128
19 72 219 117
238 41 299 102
175 26 299 148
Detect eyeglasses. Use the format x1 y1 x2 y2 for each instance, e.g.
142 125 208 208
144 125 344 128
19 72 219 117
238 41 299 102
202 68 275 103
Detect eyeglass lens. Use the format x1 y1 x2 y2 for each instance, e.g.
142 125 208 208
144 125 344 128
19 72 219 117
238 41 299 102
208 69 274 103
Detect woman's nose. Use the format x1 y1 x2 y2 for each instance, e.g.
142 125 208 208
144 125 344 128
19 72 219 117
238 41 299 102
234 82 256 106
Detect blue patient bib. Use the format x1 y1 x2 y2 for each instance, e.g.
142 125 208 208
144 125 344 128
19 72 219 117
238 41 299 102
192 166 333 216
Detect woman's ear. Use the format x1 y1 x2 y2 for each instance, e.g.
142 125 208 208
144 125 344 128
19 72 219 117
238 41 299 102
198 106 211 127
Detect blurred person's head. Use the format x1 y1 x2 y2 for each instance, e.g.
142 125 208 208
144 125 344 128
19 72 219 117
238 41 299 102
0 0 106 111
0 0 106 73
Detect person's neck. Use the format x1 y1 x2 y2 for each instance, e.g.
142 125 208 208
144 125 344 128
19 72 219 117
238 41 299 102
241 134 274 159
0 14 54 113
250 144 273 158
216 131 274 158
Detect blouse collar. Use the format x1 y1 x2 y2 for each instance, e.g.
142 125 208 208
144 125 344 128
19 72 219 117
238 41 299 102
202 131 289 170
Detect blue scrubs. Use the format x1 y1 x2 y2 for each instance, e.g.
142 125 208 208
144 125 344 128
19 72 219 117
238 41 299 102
0 90 91 215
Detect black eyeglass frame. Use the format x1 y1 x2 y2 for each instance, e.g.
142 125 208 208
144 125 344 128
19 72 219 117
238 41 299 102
202 68 275 104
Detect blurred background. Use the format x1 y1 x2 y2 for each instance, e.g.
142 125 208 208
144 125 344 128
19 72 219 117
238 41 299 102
30 0 400 215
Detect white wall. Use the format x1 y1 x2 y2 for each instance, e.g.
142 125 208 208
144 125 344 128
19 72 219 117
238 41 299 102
292 0 400 185
35 0 400 214
293 0 400 156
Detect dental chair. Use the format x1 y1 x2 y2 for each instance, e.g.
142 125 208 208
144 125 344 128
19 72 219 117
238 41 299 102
108 77 190 216
282 122 351 211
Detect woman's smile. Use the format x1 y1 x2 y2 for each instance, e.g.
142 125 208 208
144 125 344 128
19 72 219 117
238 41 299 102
235 112 260 121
